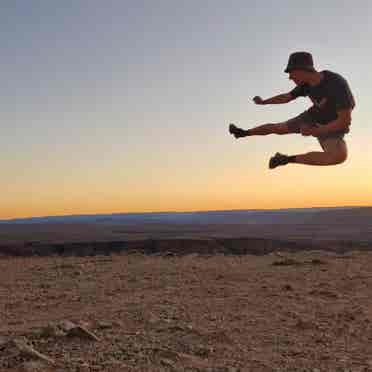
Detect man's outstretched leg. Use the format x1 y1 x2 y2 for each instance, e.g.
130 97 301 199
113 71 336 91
269 137 348 169
229 122 290 138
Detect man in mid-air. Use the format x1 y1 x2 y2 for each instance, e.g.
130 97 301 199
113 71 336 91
229 51 355 169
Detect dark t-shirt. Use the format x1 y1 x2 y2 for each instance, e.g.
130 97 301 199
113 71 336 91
290 70 355 127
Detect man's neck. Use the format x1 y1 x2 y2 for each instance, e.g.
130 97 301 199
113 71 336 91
307 71 324 86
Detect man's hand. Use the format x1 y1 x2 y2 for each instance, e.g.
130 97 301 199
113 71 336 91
253 96 265 105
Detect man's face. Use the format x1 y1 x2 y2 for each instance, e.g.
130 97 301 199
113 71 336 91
288 69 307 85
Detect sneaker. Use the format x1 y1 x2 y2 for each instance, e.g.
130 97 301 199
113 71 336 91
269 152 289 169
229 123 247 138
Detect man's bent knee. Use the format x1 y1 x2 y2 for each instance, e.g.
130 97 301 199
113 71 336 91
326 150 348 165
319 137 348 164
336 151 348 164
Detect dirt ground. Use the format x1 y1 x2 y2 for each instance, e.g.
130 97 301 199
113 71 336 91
2 249 372 372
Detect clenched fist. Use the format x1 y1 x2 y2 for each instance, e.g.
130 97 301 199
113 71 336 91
253 96 265 105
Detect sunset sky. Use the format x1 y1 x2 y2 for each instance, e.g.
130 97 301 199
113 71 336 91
2 1 371 219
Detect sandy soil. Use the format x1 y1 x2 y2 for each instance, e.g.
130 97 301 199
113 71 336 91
1 250 372 371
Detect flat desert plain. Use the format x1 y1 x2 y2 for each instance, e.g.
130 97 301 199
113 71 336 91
2 248 372 371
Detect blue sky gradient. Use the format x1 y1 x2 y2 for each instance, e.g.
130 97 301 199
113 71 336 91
2 1 371 218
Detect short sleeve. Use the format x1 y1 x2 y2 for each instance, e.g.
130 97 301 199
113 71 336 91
290 84 309 98
332 79 355 111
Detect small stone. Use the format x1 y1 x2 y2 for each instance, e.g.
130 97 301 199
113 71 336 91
32 323 65 338
0 336 8 347
67 325 100 341
160 358 176 368
272 258 301 266
283 284 293 291
295 319 315 330
163 251 176 257
58 320 77 332
309 258 327 265
228 368 240 372
77 362 90 372
12 338 55 365
97 321 113 330
22 360 54 372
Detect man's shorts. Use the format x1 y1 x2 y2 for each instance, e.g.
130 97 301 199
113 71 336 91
285 111 347 152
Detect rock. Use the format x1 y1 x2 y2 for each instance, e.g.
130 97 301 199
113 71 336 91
58 320 77 333
32 323 65 338
160 358 177 369
309 289 339 299
22 360 55 372
76 362 90 372
66 325 100 341
163 251 176 257
308 258 327 265
59 320 99 341
272 258 302 266
295 319 316 330
96 320 113 330
0 335 8 348
11 338 55 365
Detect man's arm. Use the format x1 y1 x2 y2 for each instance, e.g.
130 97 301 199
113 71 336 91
312 108 352 136
253 93 295 105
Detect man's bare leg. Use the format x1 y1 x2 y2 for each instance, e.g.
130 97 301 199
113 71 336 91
284 137 348 167
229 123 289 137
269 150 347 169
292 151 347 166
270 143 348 168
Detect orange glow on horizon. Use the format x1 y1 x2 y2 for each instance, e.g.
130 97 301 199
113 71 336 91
2 199 371 220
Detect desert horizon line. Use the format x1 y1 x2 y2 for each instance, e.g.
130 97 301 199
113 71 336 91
1 204 371 223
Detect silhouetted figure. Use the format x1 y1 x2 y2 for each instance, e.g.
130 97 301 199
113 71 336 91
229 52 355 169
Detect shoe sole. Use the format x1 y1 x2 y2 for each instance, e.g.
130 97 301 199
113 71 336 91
229 124 236 134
